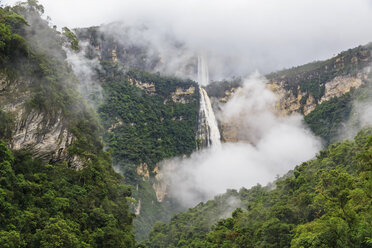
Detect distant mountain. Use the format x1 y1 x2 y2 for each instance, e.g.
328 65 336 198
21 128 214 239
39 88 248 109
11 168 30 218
73 21 202 240
207 44 372 145
2 1 372 247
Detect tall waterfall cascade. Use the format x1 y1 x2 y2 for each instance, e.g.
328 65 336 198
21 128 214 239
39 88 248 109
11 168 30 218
197 55 221 148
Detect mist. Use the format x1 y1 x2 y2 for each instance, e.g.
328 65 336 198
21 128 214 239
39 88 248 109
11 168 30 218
4 0 372 79
65 42 104 109
161 73 322 207
337 66 372 140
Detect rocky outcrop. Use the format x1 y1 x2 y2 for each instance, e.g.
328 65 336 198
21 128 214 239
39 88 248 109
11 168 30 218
218 88 238 103
219 123 239 143
129 78 156 94
268 72 366 116
136 163 150 179
304 93 317 115
214 67 370 143
171 86 195 104
0 75 83 169
152 165 167 202
108 118 124 132
320 75 363 103
135 199 141 215
112 46 118 62
266 82 304 116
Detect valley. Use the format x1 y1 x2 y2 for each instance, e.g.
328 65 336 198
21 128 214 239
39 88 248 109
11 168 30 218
0 1 371 247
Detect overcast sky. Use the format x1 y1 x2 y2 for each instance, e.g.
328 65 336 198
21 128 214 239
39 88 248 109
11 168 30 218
3 0 372 75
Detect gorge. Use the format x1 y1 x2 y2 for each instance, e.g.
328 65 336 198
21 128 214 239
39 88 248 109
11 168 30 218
0 1 371 247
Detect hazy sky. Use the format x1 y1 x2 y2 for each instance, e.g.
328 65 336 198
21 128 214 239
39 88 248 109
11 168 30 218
3 0 372 74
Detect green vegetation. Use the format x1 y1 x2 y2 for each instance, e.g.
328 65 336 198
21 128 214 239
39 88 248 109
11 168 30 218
0 141 135 247
304 64 372 146
304 92 353 146
0 108 13 140
97 62 199 239
98 64 199 172
0 1 136 246
0 4 28 74
205 78 242 98
62 27 79 51
267 43 372 102
265 43 372 107
145 129 372 247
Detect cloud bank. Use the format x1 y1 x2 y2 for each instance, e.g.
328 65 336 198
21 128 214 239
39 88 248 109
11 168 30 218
162 73 322 207
65 42 104 109
4 0 372 78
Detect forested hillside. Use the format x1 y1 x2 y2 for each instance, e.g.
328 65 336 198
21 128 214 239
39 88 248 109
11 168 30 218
96 62 200 239
2 1 372 247
207 44 372 145
266 43 372 101
98 64 199 173
0 1 135 246
144 128 372 247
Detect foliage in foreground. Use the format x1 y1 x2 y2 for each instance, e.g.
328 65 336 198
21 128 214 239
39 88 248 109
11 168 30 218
145 129 372 248
0 1 136 247
0 141 135 247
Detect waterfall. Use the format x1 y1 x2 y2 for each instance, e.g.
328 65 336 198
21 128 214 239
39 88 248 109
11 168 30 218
198 56 209 86
197 55 221 148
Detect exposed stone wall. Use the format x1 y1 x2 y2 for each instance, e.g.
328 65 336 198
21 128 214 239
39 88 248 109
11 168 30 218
0 74 83 169
152 165 167 203
136 163 150 179
171 86 195 103
128 78 156 94
268 72 366 116
214 67 369 143
320 75 363 103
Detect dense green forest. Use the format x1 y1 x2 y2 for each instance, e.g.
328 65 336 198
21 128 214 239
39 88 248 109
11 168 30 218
98 64 199 174
304 92 353 146
304 68 372 145
0 139 134 247
0 1 135 247
2 1 372 247
96 62 199 239
144 128 372 247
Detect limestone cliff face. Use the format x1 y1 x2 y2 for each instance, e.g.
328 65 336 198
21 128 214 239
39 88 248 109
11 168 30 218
128 78 156 94
213 67 370 143
320 75 363 103
0 75 83 169
171 86 195 104
269 72 366 116
136 163 150 179
134 163 167 208
152 165 167 203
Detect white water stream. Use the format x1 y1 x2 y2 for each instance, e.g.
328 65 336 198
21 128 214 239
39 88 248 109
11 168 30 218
197 55 221 147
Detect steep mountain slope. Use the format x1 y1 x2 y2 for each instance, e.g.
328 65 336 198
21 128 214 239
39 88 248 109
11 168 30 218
70 20 203 241
207 44 372 145
74 21 372 242
144 128 372 247
267 44 372 115
0 2 135 247
74 24 196 78
96 62 200 239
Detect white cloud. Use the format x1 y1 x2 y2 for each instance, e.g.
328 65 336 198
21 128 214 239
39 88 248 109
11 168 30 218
161 73 322 207
3 0 372 76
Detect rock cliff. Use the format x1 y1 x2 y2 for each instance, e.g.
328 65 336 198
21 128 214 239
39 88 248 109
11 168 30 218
0 74 83 169
209 43 372 143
